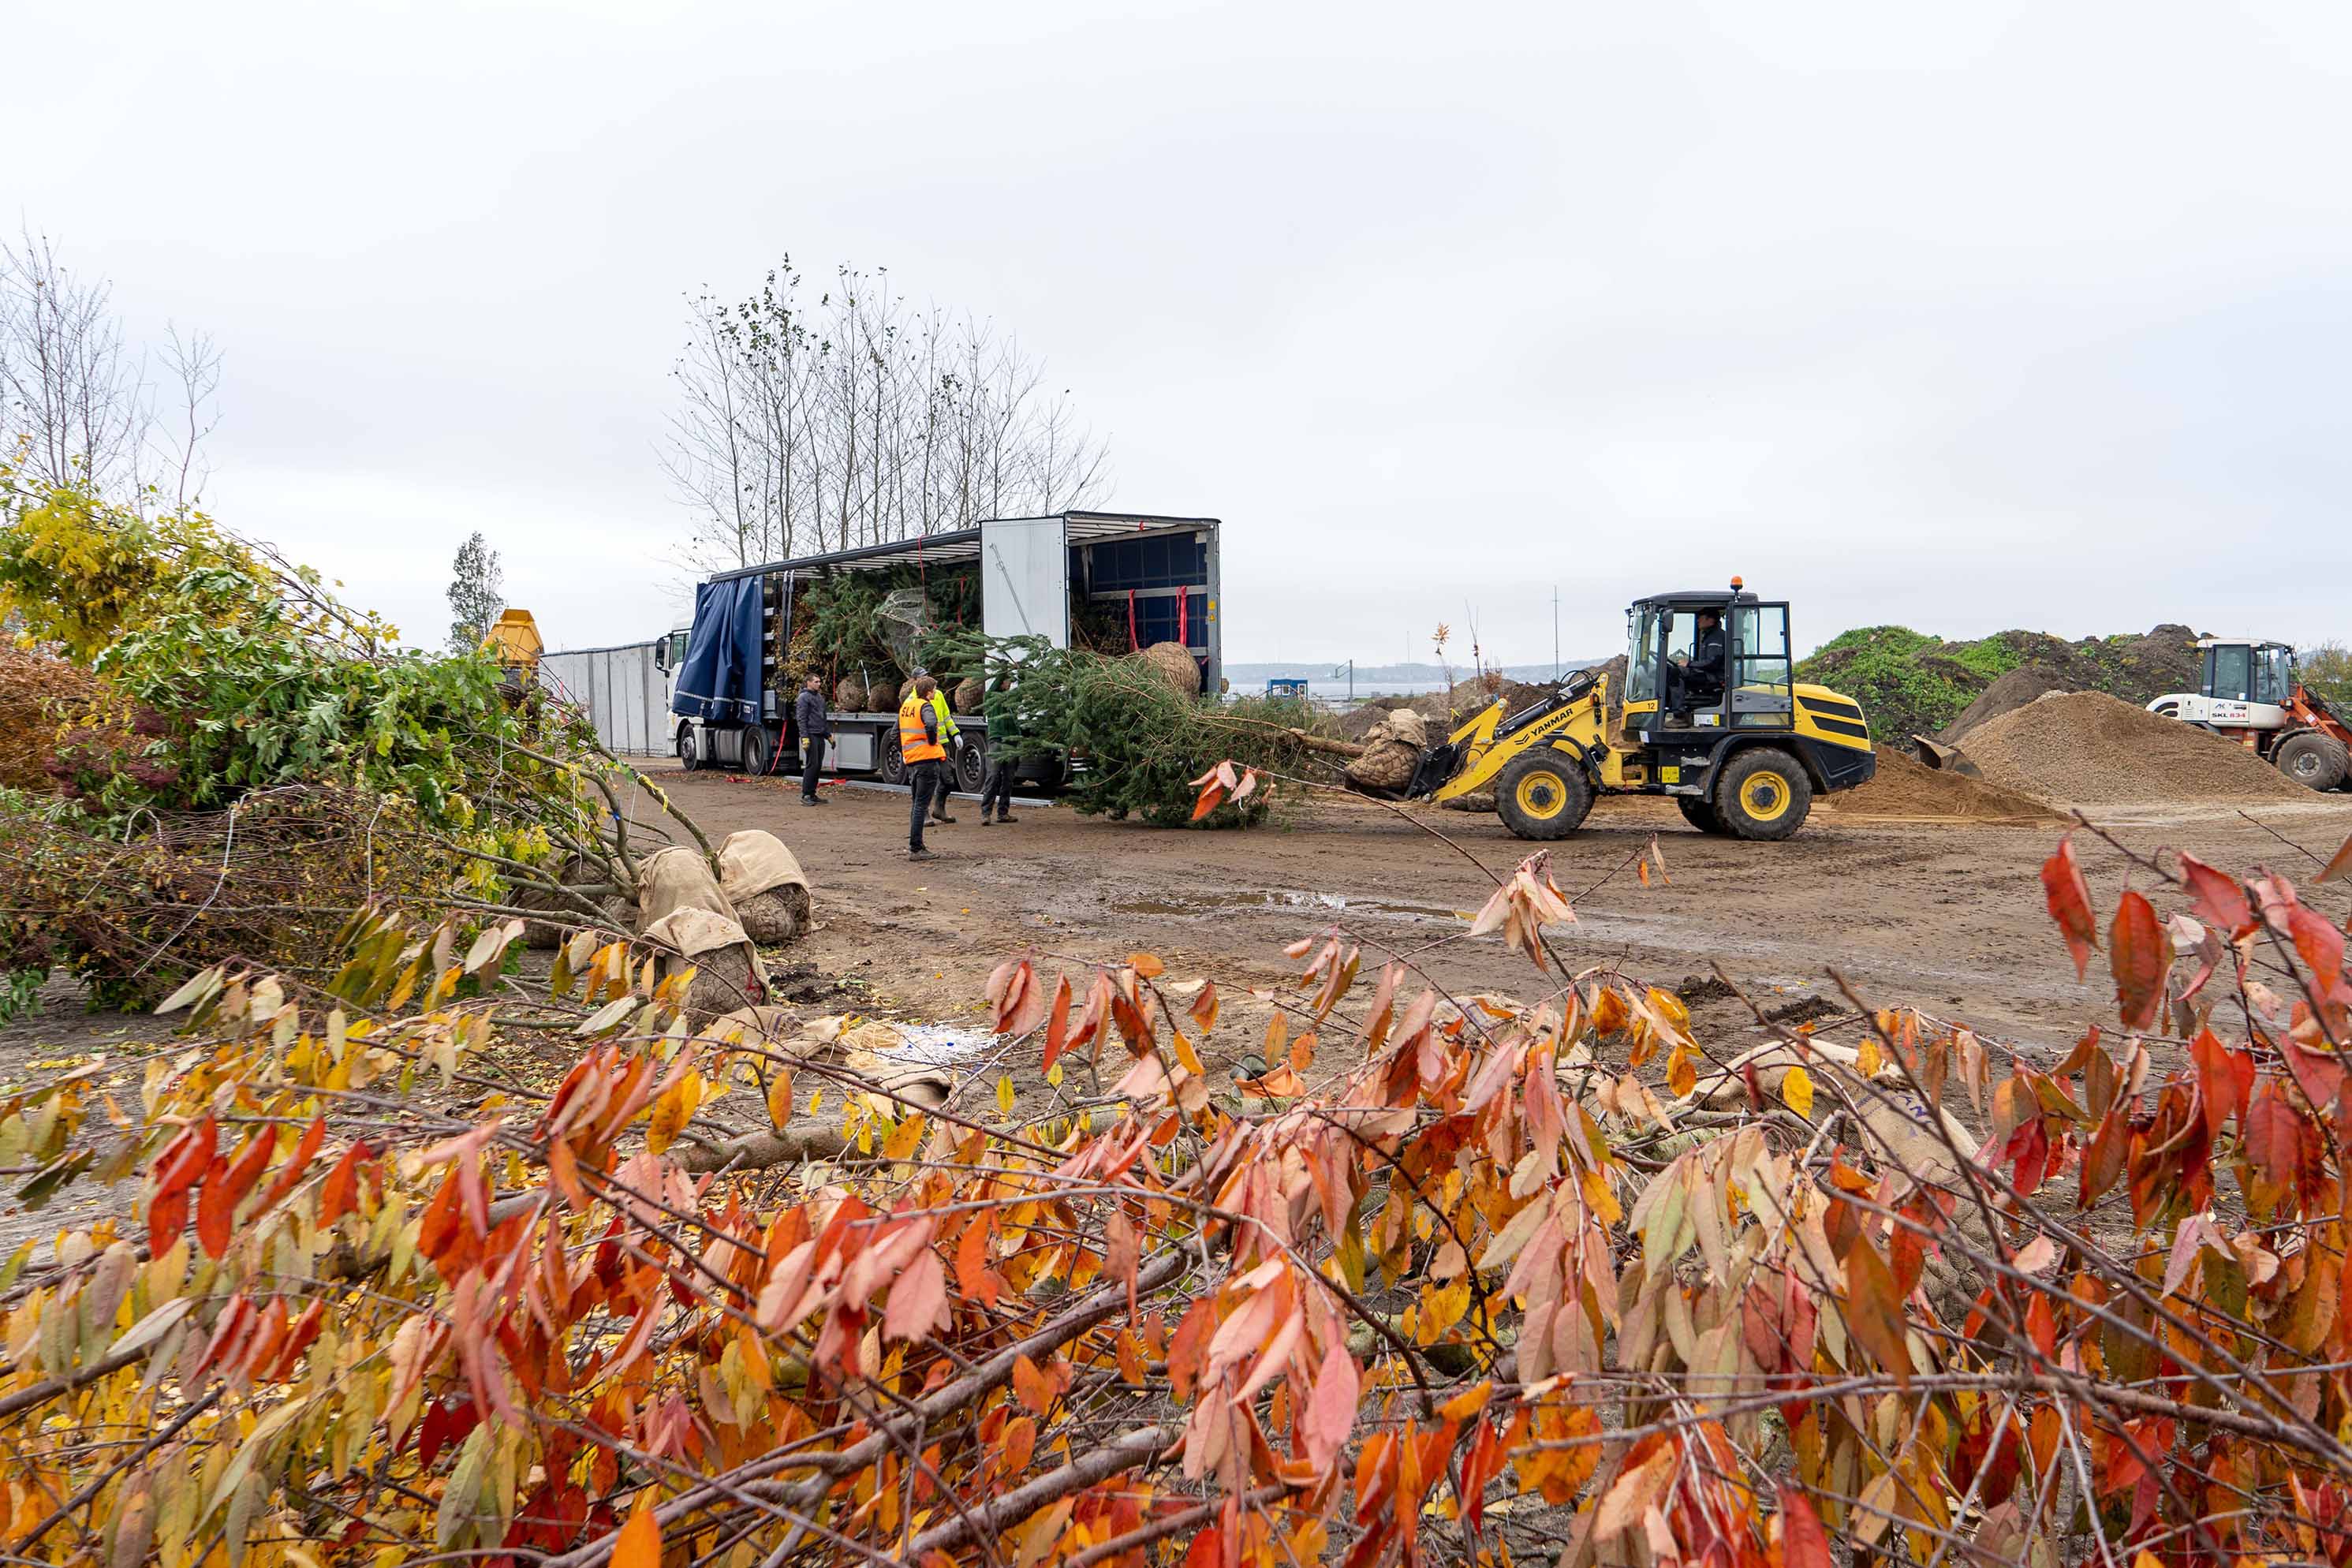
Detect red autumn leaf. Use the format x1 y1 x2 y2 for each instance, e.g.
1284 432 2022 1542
1041 976 1073 1072
2288 904 2349 1002
317 1142 366 1227
2175 852 2253 933
194 1155 235 1258
254 1116 327 1216
1307 1335 1364 1485
1189 980 1219 1032
1165 1297 1215 1400
148 1185 191 1255
2080 1101 2129 1206
152 1114 217 1200
219 1124 277 1211
2040 836 2099 981
2108 890 2168 1032
1842 1239 1913 1380
1779 1485 1833 1568
1011 1352 1056 1415
1189 780 1226 821
883 1249 949 1343
2190 1029 2253 1134
2245 1087 2304 1190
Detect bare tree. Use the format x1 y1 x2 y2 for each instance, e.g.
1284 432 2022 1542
663 258 1112 573
0 229 150 497
0 228 223 511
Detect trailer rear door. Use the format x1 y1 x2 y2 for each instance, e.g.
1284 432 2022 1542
980 517 1070 648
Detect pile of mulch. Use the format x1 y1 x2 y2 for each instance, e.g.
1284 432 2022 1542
1962 691 2309 808
1824 745 2065 824
1939 666 2070 745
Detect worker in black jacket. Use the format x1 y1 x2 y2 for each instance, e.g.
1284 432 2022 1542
1670 610 1727 715
794 674 831 805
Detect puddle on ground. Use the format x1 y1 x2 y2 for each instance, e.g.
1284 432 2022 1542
1112 889 1466 924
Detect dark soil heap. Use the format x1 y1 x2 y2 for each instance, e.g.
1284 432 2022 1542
1799 623 2201 743
1962 691 2309 808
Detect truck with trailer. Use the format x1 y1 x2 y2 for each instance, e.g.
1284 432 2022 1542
658 511 1223 792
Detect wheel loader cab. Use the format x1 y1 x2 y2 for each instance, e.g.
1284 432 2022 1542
2199 640 2296 707
1407 575 1876 842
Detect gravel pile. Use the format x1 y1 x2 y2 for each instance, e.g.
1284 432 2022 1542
1962 691 2308 807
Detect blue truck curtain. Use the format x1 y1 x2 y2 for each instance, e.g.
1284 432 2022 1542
669 576 765 722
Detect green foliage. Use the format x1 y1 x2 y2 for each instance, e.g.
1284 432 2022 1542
2302 639 2352 708
1801 621 2203 742
445 530 504 653
0 964 42 1025
0 480 262 660
924 628 1322 827
795 566 981 682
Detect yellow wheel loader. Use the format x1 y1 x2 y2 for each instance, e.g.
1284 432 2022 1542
1382 580 1876 841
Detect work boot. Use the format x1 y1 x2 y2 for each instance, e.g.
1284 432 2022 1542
908 847 935 861
932 812 957 824
995 812 1017 824
977 816 994 827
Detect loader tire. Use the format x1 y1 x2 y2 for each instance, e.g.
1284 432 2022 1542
1677 797 1727 834
1495 752 1592 841
1714 748 1813 842
2275 730 2349 792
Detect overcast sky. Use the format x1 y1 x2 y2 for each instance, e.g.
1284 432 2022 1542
8 1 2350 665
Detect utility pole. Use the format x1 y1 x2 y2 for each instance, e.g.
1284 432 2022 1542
1331 659 1354 702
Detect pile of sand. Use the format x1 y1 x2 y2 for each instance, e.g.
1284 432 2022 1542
1824 745 2065 824
1962 691 2309 808
1939 667 2070 745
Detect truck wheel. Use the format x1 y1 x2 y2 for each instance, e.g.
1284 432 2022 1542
955 741 987 793
878 733 905 786
676 726 700 772
1677 797 1727 834
2275 730 2350 792
1714 748 1813 842
741 725 771 777
1495 752 1592 841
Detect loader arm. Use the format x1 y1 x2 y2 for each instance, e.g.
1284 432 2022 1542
1413 670 1607 803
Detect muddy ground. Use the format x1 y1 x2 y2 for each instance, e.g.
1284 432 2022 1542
658 765 2352 1054
6 762 2348 1259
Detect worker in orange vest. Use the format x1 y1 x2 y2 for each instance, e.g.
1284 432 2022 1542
898 674 949 860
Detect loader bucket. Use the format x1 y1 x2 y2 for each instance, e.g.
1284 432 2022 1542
1912 737 1982 778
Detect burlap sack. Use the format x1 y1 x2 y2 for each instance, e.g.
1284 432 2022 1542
1688 1038 1981 1179
641 906 767 1026
1345 707 1428 793
708 1008 954 1111
637 844 737 931
718 831 813 945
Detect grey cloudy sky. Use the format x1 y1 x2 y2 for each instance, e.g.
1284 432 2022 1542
9 1 2350 665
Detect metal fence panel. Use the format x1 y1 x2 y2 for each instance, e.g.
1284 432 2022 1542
540 642 669 756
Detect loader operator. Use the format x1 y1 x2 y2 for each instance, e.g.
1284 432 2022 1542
1669 610 1727 715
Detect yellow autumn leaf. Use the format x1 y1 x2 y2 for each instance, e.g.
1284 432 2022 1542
996 1075 1016 1117
646 1070 703 1155
765 1070 794 1130
1856 1033 1883 1077
1783 1065 1815 1119
1666 1044 1696 1099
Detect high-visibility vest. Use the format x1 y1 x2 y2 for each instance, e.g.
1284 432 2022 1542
898 694 946 763
930 690 960 741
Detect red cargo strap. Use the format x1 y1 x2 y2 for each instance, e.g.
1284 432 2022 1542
1127 590 1139 651
1178 589 1189 648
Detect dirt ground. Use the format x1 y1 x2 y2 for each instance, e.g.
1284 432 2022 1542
648 764 2352 1054
6 760 2347 1261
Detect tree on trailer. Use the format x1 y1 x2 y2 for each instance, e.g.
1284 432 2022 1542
666 511 1223 790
